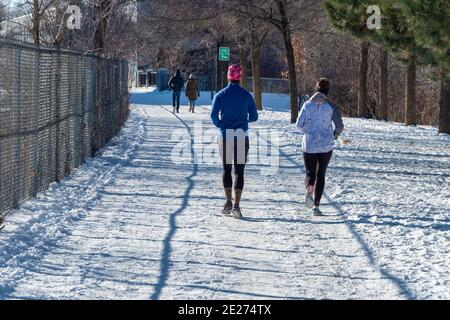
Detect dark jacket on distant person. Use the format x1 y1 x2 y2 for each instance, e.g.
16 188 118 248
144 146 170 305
168 71 185 92
185 79 200 101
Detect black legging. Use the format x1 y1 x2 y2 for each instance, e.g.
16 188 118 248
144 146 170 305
220 138 249 190
304 151 333 206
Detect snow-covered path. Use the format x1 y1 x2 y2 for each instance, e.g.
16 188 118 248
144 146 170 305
0 100 420 299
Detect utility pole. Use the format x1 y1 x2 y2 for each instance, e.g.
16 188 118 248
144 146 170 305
216 41 221 92
210 45 215 99
216 37 230 91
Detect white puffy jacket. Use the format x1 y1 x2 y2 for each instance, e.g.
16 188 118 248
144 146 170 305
296 92 344 154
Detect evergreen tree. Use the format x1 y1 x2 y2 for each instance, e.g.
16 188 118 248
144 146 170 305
323 0 373 118
400 0 450 133
367 0 435 126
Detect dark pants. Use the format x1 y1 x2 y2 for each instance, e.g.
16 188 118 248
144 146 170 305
189 100 196 110
304 151 333 206
219 137 250 190
172 91 181 110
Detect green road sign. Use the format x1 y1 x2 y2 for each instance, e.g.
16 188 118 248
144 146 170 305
219 47 230 61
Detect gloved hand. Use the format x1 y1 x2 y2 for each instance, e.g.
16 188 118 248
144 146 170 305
333 131 339 140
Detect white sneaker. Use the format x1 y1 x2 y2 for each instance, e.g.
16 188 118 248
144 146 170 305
232 206 243 220
305 192 314 208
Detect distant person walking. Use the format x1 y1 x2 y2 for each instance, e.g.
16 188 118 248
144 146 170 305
185 74 200 113
296 78 344 216
168 69 185 113
211 65 258 219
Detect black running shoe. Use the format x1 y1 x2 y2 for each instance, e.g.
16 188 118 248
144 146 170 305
222 202 233 215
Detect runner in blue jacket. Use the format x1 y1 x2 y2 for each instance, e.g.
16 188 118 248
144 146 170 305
296 78 344 216
211 64 258 219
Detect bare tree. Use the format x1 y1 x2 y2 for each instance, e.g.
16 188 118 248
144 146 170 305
139 0 307 116
378 47 389 120
16 0 59 44
91 0 111 54
236 34 249 90
227 14 269 109
358 41 369 117
12 0 136 58
38 0 81 46
248 19 269 110
222 0 317 122
86 0 136 57
0 0 6 23
138 0 233 89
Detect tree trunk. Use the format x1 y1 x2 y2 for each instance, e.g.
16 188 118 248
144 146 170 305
210 46 215 98
405 56 417 125
379 48 388 121
92 0 111 154
93 23 105 54
438 76 450 134
251 44 262 110
285 33 298 123
216 38 228 91
222 58 229 89
275 0 298 123
239 46 248 90
215 42 220 92
358 41 369 117
92 58 103 155
285 56 298 122
93 0 111 54
32 0 40 45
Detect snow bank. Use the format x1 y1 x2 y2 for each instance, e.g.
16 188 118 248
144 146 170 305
130 88 291 111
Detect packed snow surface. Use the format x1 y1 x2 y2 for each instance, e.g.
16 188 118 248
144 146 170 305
0 88 448 299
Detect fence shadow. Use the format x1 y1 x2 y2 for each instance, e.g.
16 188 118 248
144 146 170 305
150 106 198 300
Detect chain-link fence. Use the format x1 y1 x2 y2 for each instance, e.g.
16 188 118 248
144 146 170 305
0 38 129 216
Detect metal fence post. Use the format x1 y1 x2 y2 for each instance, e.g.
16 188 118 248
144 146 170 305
12 46 22 209
31 46 41 197
54 47 61 182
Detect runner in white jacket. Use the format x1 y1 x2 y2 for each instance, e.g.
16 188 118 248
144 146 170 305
296 78 344 216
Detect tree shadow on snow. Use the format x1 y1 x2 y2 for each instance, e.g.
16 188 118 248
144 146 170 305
274 142 417 300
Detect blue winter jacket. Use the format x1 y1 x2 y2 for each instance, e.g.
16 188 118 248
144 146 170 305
211 83 258 139
296 92 344 154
